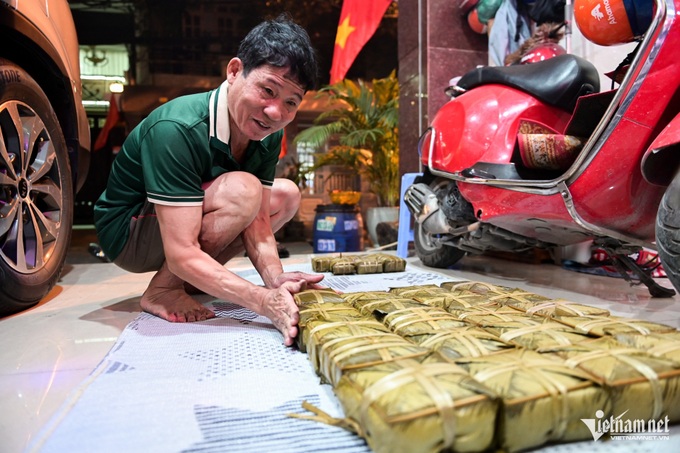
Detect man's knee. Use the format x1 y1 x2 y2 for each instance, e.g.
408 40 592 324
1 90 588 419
272 178 301 210
207 172 262 213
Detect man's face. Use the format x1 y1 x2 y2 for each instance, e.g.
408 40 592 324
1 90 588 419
227 61 305 142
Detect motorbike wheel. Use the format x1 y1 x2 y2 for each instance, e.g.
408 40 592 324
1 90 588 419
656 169 680 293
0 60 74 316
413 178 467 269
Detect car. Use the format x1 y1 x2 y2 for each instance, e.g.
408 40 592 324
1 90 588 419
0 0 90 316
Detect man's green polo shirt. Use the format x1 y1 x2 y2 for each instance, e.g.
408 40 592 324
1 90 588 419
94 81 282 261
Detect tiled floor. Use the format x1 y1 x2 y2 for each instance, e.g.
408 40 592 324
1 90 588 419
2 227 680 452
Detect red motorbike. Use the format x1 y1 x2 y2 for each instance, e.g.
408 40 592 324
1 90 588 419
404 0 680 297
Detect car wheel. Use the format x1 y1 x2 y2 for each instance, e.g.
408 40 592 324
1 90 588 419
0 59 73 316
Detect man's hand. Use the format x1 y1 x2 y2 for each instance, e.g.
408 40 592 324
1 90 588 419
272 271 325 290
262 281 305 346
261 272 326 346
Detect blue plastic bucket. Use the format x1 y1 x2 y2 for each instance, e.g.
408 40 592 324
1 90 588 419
313 204 363 253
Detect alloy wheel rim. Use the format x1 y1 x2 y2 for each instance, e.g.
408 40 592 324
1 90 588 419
0 100 63 273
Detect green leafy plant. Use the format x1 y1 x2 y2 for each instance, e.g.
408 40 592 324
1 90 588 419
294 71 400 207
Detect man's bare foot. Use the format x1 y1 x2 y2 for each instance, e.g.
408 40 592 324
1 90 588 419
141 287 215 322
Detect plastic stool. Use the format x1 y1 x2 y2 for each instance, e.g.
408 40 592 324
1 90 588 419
397 173 421 258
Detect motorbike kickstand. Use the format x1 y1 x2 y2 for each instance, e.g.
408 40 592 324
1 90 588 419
601 247 676 298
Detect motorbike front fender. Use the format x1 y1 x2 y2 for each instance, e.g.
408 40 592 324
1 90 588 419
642 112 680 186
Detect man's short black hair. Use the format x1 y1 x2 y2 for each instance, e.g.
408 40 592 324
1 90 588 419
238 14 318 92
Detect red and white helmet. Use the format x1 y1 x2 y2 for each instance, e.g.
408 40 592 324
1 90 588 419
520 43 567 64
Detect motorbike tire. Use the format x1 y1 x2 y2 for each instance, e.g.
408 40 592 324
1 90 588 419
656 169 680 293
414 223 467 268
0 59 74 316
413 178 467 269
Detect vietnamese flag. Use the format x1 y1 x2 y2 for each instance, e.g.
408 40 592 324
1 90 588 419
329 0 392 83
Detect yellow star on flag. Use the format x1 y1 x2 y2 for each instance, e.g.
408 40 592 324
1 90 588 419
329 0 391 83
335 15 356 49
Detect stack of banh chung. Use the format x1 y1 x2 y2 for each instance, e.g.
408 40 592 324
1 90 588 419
311 254 406 275
293 280 680 452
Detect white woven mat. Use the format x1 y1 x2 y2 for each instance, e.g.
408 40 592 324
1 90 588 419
29 263 679 452
29 264 455 453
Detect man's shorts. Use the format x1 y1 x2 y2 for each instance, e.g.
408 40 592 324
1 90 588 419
113 201 165 273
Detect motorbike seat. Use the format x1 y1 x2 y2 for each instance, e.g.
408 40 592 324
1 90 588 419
456 54 600 112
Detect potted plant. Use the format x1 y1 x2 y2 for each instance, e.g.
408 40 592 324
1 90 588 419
294 71 400 245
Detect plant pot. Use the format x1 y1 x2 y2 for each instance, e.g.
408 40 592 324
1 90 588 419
365 206 399 247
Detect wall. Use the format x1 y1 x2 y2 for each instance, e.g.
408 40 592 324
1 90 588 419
398 0 488 175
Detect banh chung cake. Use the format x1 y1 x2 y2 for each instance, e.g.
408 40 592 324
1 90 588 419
293 280 680 452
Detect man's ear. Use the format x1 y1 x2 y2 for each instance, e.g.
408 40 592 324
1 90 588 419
225 58 243 83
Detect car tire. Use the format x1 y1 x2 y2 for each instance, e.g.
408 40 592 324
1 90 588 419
0 58 73 316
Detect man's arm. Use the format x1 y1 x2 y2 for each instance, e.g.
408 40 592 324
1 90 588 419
241 185 325 291
240 187 284 287
154 203 302 345
155 204 265 306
